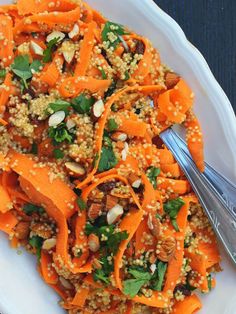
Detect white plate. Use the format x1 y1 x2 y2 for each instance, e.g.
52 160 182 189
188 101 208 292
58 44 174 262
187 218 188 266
0 0 236 313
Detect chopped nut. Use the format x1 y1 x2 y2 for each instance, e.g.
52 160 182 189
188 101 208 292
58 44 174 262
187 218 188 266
31 222 53 239
60 40 76 63
65 162 86 177
149 252 156 264
105 195 118 210
91 99 105 121
46 31 65 42
111 132 127 142
68 23 80 39
30 41 44 56
15 221 30 240
165 72 180 89
107 204 124 225
92 258 102 270
156 236 176 262
59 276 73 289
88 233 100 252
48 111 65 127
88 203 102 220
148 214 162 238
128 173 141 189
42 238 57 250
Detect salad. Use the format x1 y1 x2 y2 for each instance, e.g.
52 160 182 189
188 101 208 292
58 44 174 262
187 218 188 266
0 0 220 313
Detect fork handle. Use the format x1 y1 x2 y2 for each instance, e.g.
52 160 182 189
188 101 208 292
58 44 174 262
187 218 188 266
172 131 236 214
160 129 236 265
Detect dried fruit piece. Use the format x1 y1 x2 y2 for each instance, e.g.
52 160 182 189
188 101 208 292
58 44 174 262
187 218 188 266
15 221 30 240
88 233 100 252
165 72 180 89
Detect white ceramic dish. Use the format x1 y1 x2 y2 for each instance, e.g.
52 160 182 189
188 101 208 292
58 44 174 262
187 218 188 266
0 0 236 313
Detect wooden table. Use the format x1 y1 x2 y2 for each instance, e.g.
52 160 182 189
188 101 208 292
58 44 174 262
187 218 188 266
155 0 236 113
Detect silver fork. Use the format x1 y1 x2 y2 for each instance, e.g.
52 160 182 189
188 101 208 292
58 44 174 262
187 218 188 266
172 131 236 215
160 128 236 266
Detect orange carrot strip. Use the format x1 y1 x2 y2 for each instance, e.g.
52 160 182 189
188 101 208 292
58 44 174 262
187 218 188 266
74 21 96 76
40 53 64 87
8 151 76 219
0 15 14 66
71 286 90 307
17 0 77 15
29 6 81 24
0 73 12 114
160 163 182 178
164 196 197 292
172 294 202 314
0 211 18 234
118 115 148 137
157 178 191 195
184 111 204 172
41 250 58 285
0 118 8 126
0 182 11 213
59 76 112 98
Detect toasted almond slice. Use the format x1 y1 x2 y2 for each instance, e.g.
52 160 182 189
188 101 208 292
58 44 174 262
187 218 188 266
111 132 127 142
46 31 65 43
60 40 76 63
91 99 104 120
88 233 100 252
48 110 65 127
15 221 30 240
65 162 85 177
107 204 124 225
68 23 80 39
30 41 44 56
42 238 56 250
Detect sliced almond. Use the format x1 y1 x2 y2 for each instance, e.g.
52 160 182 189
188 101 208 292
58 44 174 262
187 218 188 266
148 214 162 238
150 263 157 274
121 142 129 161
165 72 180 89
105 195 118 210
92 258 102 269
60 40 76 63
30 41 44 56
107 204 124 225
68 23 80 39
91 99 104 121
66 118 76 130
65 162 85 177
128 173 141 189
46 31 65 43
59 276 73 289
42 238 56 250
48 110 65 127
88 233 100 252
88 203 102 220
111 132 127 142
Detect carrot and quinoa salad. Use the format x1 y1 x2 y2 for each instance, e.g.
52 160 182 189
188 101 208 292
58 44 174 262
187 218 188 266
0 0 220 313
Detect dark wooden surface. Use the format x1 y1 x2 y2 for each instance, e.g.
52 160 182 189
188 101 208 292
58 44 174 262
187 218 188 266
155 0 236 113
